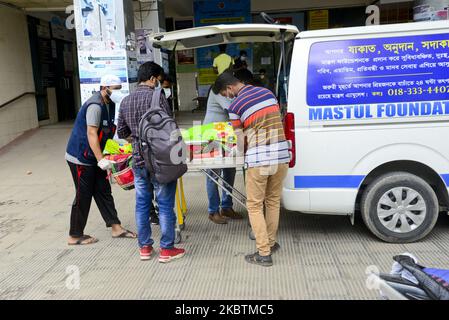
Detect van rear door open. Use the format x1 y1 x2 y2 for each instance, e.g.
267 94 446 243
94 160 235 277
148 24 299 50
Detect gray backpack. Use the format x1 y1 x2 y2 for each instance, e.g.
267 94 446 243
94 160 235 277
138 89 187 184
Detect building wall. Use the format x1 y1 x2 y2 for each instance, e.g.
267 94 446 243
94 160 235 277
133 0 165 68
164 0 371 17
252 0 370 12
0 5 38 148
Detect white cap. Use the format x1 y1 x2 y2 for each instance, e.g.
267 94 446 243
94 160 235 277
100 74 122 87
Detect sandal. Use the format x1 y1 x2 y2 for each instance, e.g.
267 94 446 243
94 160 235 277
68 235 99 246
112 229 137 239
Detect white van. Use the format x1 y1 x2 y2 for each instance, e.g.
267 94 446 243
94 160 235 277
150 20 449 243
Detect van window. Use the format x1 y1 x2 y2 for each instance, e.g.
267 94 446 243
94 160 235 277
278 40 294 110
306 33 449 122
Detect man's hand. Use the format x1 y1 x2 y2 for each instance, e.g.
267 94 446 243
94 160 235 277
98 158 116 171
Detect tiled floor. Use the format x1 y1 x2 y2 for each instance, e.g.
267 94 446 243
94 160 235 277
1 121 448 300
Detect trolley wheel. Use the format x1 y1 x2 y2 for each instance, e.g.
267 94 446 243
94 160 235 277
249 229 256 240
175 230 182 244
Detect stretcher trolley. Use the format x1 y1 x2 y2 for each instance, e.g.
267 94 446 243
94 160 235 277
148 21 299 244
174 149 248 244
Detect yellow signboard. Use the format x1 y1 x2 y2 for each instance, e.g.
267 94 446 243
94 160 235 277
308 10 329 30
198 68 218 85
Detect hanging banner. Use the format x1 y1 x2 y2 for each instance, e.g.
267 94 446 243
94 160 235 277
136 29 155 65
74 0 137 104
308 10 329 30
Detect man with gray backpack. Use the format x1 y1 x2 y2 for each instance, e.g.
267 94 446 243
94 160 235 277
117 62 187 262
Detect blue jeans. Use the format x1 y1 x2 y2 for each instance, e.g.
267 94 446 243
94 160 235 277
206 168 236 214
133 167 177 249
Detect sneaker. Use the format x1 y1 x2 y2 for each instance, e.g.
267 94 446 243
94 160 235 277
245 252 273 267
140 245 153 261
220 208 243 220
208 213 227 224
150 212 159 225
271 242 280 254
159 247 185 263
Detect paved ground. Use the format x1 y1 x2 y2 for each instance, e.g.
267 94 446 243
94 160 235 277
1 118 449 300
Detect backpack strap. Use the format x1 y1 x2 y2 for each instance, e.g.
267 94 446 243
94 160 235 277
151 88 162 111
138 88 163 137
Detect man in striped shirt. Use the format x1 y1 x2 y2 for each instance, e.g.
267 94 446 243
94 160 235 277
212 72 289 267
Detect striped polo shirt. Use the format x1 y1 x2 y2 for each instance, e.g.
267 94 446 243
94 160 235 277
227 85 290 168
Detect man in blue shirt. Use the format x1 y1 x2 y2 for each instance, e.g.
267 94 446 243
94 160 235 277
65 75 136 245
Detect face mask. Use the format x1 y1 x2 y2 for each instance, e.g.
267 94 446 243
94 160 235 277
109 90 126 104
260 75 265 79
227 96 235 103
226 88 235 100
150 77 161 89
240 56 247 61
163 88 172 98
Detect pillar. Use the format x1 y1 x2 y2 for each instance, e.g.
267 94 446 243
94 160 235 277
73 0 138 104
133 0 169 74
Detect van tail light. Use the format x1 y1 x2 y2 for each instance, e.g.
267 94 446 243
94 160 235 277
284 112 296 168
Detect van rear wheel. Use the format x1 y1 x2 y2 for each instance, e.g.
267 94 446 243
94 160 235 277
361 172 439 243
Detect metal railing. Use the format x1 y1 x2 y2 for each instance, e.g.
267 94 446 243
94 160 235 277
0 92 36 110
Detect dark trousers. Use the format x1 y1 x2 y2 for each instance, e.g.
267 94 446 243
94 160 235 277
67 161 121 237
